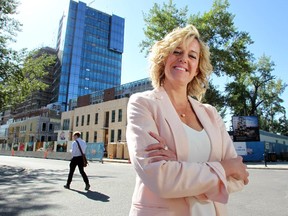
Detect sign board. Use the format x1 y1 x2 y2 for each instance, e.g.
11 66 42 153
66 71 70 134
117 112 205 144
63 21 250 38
233 142 247 156
232 116 260 142
58 130 70 141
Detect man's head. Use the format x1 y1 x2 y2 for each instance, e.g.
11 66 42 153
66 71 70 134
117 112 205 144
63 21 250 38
73 131 81 139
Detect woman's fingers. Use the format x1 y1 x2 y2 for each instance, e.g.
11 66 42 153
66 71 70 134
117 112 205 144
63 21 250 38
146 143 167 151
145 131 176 162
146 147 177 161
146 131 167 151
147 148 168 157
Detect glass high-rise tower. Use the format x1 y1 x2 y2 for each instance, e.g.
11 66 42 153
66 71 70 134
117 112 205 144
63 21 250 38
51 0 124 111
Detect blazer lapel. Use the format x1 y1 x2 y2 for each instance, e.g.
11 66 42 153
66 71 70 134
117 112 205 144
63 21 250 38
189 98 221 161
153 88 189 161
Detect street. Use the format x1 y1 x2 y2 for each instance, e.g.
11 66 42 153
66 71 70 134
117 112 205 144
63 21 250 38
0 156 288 216
0 156 135 216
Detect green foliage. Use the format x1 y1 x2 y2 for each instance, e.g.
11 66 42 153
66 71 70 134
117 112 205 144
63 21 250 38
0 0 21 40
225 55 287 134
140 0 188 56
140 0 288 134
203 82 226 118
0 49 56 111
188 0 253 77
0 0 56 112
139 0 253 116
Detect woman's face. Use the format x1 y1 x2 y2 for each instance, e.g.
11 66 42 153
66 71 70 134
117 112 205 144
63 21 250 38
163 38 200 87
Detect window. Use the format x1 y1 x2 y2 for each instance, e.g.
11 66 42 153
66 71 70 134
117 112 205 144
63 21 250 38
105 111 109 127
95 113 98 124
111 110 115 122
110 129 115 142
81 115 84 126
42 123 46 131
118 109 122 122
117 129 122 142
94 131 97 142
49 123 53 132
76 116 79 127
63 119 70 130
87 114 90 125
86 131 89 142
29 136 34 142
41 136 45 142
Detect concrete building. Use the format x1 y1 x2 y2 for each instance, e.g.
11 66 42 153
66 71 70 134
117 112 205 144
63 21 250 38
7 108 61 149
56 78 153 155
260 130 287 145
0 47 58 147
57 97 128 154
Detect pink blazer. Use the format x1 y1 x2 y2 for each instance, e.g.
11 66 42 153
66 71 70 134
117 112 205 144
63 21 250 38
126 87 244 216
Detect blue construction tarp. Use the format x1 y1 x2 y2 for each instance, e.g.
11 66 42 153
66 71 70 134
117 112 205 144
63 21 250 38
85 142 105 163
241 141 265 162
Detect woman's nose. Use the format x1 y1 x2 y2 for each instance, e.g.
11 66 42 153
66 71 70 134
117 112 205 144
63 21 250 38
178 54 187 63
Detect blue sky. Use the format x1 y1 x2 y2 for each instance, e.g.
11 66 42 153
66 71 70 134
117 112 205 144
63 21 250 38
12 0 288 114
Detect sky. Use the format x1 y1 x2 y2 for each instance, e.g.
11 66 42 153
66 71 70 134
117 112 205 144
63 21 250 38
11 0 288 115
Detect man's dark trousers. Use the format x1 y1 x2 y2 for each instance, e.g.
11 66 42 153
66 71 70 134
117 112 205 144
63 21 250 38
66 156 89 186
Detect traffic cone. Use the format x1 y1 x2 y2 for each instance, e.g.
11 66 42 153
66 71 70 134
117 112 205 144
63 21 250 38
11 148 15 156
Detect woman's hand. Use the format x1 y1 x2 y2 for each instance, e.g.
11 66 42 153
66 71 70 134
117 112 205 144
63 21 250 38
220 156 249 185
145 131 177 162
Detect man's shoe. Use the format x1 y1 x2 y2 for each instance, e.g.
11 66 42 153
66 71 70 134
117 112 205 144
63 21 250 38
85 184 90 190
64 185 70 189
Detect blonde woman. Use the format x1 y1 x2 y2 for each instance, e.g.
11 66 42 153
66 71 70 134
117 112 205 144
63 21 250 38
126 25 249 216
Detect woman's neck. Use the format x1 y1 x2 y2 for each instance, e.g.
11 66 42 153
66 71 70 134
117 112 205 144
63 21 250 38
163 83 188 105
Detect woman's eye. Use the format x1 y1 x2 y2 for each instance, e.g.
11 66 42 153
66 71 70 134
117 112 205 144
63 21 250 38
189 55 196 59
173 50 181 55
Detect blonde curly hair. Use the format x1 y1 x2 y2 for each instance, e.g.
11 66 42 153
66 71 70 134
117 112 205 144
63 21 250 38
149 25 213 101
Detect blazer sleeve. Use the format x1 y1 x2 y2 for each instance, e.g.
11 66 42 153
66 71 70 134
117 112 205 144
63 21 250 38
126 93 232 203
207 105 244 193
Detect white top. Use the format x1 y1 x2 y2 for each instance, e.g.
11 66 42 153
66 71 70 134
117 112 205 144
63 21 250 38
71 138 87 157
182 123 216 216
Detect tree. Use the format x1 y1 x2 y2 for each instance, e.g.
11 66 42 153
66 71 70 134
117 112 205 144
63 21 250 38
276 112 288 136
140 0 188 56
0 0 55 112
225 55 287 134
139 0 252 116
188 0 253 77
139 0 287 133
203 82 227 118
1 49 56 110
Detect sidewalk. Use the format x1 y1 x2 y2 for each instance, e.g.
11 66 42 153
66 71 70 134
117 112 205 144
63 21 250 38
1 156 287 177
246 161 288 170
103 158 288 170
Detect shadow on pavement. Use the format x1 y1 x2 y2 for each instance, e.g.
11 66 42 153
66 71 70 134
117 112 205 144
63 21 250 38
70 188 110 202
0 167 65 215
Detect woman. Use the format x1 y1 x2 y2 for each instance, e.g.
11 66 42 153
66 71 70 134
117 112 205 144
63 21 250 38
126 25 249 216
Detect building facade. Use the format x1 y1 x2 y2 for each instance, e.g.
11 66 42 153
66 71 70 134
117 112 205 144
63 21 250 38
56 78 153 153
0 47 57 145
7 108 61 145
58 97 128 153
51 0 125 111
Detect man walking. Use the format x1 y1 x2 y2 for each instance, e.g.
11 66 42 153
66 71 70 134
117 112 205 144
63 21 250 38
64 131 90 190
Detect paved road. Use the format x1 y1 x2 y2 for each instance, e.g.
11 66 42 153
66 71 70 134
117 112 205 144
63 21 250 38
0 156 288 216
0 156 135 216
